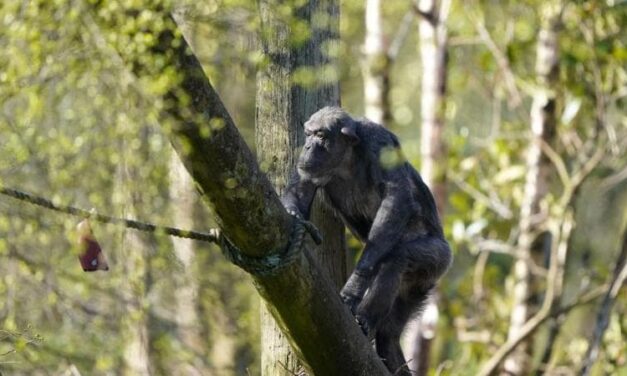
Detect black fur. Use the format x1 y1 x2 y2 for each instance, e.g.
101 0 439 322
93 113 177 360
282 107 452 375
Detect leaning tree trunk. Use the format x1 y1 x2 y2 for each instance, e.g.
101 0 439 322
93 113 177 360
256 1 346 374
88 4 390 376
503 6 560 375
406 1 450 375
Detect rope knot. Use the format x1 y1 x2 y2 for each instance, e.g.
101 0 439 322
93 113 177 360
218 216 322 277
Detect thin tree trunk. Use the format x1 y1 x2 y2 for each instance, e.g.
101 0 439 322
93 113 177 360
503 6 561 375
580 229 627 376
256 1 346 375
407 1 450 374
363 0 391 125
418 0 450 213
168 151 208 375
116 149 152 376
3 258 17 331
535 315 563 375
120 230 151 376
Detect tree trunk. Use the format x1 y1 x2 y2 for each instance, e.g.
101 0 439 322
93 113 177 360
92 6 389 375
417 0 449 214
406 1 450 375
580 229 627 376
116 150 152 376
168 151 208 375
256 1 346 374
362 0 391 125
503 6 561 375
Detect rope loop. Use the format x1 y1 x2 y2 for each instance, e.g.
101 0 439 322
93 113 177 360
218 217 322 277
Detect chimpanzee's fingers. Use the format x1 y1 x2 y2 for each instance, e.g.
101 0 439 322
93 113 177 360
287 209 302 219
355 315 371 338
289 213 323 245
301 220 322 245
339 288 361 310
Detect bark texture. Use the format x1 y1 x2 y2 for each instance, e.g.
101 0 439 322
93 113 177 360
503 7 560 375
256 1 346 374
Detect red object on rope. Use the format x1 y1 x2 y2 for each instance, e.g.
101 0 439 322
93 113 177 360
77 218 109 272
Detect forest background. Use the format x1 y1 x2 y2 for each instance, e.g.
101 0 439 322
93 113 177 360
0 0 625 375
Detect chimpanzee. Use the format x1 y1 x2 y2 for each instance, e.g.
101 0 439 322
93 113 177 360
282 107 452 374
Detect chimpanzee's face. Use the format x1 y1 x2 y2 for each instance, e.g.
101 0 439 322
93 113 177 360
297 109 358 184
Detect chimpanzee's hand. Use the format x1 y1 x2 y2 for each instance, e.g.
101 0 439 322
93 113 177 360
340 292 360 315
285 210 323 245
286 208 303 219
340 271 372 314
355 314 372 338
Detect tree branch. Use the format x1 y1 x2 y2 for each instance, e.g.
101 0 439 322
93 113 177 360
90 6 389 375
450 172 513 219
477 285 607 376
580 229 627 375
412 3 437 25
387 10 415 62
470 15 522 108
538 138 571 189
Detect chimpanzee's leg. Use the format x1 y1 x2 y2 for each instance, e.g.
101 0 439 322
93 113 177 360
374 270 436 376
403 235 452 285
374 236 451 375
354 257 406 337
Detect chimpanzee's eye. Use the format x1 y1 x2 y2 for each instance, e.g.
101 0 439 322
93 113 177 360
316 131 326 140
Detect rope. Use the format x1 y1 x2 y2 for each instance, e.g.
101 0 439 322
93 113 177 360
0 186 321 276
0 186 219 242
219 218 318 276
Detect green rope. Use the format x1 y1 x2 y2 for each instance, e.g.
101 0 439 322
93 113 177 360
219 218 317 276
0 186 321 277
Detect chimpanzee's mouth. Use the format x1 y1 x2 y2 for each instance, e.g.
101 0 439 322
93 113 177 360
297 164 322 179
297 163 315 172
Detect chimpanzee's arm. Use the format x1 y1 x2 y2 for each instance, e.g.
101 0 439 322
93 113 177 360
281 170 317 220
357 190 412 272
340 173 413 309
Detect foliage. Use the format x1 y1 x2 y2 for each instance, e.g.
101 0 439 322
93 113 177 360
0 0 625 375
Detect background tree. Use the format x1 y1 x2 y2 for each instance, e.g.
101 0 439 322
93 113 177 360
362 0 389 124
255 0 345 374
406 1 452 375
167 152 209 375
503 4 562 374
117 151 152 376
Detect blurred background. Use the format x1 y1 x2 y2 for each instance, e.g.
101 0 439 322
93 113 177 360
0 0 625 375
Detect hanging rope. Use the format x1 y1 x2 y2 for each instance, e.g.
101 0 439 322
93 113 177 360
0 186 321 276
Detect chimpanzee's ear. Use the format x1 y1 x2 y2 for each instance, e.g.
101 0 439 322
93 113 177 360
340 120 360 145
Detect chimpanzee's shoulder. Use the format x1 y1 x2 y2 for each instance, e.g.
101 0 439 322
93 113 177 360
355 119 400 148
